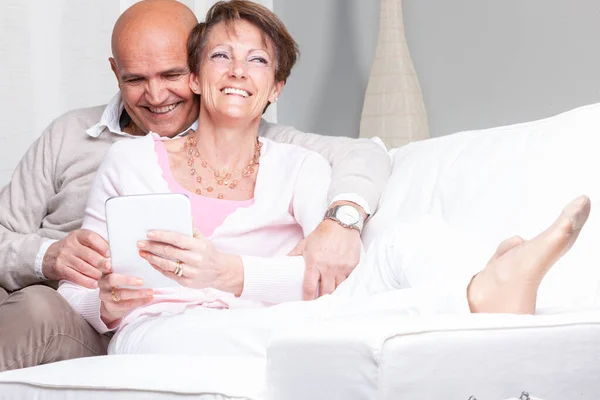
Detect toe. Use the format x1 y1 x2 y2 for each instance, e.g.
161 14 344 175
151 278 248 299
562 195 591 233
493 235 525 260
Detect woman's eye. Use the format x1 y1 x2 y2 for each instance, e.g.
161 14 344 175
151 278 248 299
250 57 268 64
211 52 229 60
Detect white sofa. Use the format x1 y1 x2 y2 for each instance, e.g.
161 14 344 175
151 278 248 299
1 103 600 399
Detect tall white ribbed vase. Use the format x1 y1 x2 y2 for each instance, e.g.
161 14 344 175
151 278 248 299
359 0 429 148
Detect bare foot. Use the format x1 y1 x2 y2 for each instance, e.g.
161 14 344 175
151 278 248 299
468 195 591 314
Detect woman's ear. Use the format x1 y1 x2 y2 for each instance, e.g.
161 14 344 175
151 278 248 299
269 81 285 103
189 73 201 95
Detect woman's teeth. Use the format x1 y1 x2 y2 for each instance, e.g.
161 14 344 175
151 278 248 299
222 88 250 97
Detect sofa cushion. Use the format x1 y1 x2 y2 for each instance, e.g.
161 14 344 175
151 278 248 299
363 103 600 309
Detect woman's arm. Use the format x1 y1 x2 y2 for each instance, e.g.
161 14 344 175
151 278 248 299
261 122 377 299
241 152 332 302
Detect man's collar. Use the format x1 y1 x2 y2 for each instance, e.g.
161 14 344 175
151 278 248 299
86 91 198 139
86 92 125 138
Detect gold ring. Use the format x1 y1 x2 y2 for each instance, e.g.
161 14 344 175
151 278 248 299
174 260 184 277
111 287 120 303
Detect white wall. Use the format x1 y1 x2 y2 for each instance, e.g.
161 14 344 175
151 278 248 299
0 1 119 186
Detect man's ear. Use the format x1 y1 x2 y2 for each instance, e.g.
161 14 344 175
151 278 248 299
109 57 121 88
189 73 200 95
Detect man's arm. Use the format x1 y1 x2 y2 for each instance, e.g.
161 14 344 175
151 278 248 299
259 120 391 214
0 129 57 290
262 121 392 298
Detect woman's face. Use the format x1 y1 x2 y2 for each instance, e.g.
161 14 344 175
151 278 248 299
191 19 284 122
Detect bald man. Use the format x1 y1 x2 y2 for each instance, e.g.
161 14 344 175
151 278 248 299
0 0 390 371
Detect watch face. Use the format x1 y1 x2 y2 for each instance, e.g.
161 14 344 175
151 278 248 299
337 206 360 225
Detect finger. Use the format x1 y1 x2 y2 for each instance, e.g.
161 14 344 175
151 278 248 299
137 241 189 264
148 262 184 284
76 245 108 271
112 296 155 312
78 230 110 257
99 274 144 292
62 268 98 289
302 268 320 301
139 250 182 275
318 271 336 297
146 230 199 250
100 287 153 302
287 240 306 256
343 261 358 278
68 255 102 280
334 273 347 292
98 258 112 274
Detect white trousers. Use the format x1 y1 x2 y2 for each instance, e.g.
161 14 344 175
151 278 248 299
109 215 490 357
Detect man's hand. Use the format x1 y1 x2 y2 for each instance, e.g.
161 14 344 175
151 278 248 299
289 219 362 300
42 229 109 288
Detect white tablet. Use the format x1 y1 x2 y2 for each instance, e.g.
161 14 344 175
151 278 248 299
105 193 193 289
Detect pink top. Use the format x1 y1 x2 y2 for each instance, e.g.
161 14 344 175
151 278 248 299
153 139 254 237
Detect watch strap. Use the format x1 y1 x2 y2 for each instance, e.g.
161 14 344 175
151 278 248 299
324 204 364 232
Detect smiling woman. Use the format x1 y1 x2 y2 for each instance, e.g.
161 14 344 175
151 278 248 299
59 0 317 335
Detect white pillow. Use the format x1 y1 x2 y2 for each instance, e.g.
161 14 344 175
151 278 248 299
363 102 600 309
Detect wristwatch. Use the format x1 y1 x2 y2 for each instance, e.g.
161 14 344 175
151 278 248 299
324 204 365 233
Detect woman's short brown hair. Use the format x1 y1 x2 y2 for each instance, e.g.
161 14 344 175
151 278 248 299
187 0 299 83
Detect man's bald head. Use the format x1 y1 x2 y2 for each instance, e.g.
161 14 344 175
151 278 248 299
109 0 200 138
112 0 198 61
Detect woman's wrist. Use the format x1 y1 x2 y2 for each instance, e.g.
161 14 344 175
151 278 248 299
100 301 121 329
216 253 244 296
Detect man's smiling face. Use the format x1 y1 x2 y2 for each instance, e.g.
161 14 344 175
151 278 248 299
110 18 199 137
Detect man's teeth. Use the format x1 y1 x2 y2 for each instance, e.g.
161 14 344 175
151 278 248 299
222 87 250 98
149 103 177 114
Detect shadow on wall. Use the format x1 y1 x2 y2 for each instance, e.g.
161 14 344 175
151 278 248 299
311 0 366 138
